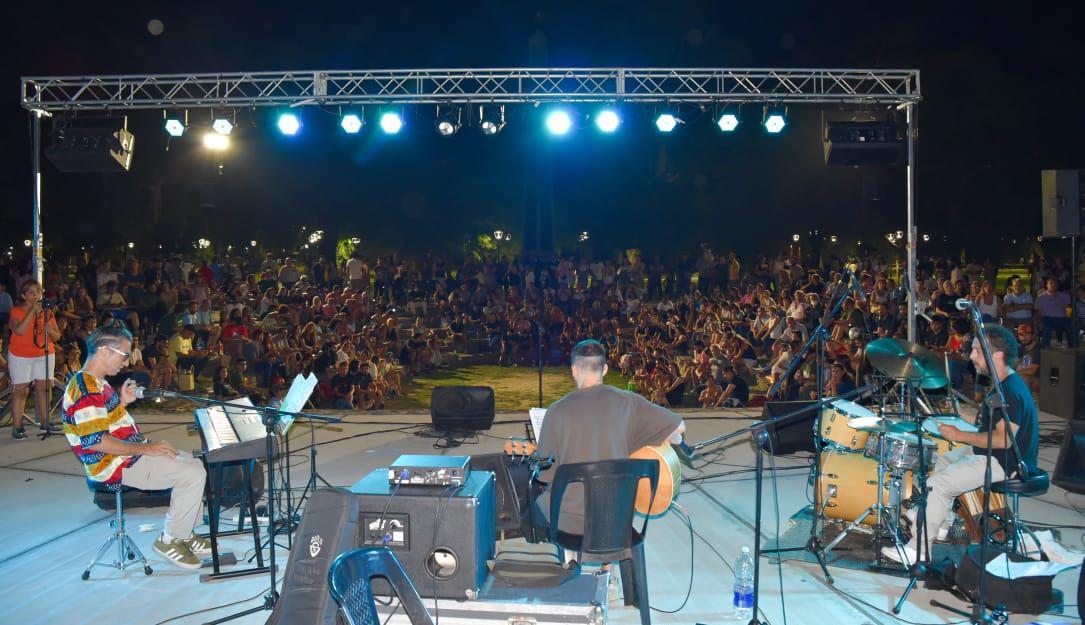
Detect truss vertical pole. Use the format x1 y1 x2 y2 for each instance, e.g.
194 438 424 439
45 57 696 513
31 109 44 284
906 103 917 342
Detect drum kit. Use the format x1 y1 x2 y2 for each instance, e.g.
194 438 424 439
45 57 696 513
811 337 979 565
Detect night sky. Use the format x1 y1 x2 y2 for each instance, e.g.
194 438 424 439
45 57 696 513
2 2 1083 260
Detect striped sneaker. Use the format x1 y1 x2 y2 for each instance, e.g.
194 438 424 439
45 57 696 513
184 533 213 557
154 536 201 570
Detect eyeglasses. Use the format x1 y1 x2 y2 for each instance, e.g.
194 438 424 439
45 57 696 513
105 346 132 359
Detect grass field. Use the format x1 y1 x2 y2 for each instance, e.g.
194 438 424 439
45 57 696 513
385 364 632 411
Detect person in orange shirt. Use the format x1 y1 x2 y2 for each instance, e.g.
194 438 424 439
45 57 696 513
7 280 61 440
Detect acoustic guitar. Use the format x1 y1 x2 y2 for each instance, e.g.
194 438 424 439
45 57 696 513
504 438 681 518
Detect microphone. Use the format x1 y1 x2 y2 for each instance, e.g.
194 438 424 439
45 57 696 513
671 441 697 468
134 386 179 400
954 298 974 311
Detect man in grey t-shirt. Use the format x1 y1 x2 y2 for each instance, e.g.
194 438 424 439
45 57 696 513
533 339 686 536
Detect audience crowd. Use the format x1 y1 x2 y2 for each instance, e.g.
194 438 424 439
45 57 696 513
0 246 1079 414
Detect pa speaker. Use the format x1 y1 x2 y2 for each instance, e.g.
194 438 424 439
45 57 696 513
823 121 901 166
430 386 495 432
1053 421 1085 495
1039 348 1085 420
45 117 135 173
351 468 495 599
267 488 360 625
760 400 819 455
1042 169 1084 237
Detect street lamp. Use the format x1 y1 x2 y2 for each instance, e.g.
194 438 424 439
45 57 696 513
579 231 590 242
492 230 511 259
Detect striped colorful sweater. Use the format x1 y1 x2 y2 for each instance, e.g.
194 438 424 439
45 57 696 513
61 371 143 491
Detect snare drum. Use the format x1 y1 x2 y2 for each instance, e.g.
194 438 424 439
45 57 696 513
817 449 913 526
921 416 975 459
819 399 874 450
863 432 936 473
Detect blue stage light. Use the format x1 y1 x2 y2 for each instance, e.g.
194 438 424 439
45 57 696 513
380 112 403 134
277 113 301 136
164 118 185 137
763 107 787 134
717 112 739 132
595 109 620 133
545 110 573 136
340 114 363 134
655 113 678 133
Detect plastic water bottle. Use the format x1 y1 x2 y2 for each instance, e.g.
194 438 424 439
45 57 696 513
733 546 755 621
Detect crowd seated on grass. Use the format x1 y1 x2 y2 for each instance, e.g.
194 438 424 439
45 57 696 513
0 246 1078 411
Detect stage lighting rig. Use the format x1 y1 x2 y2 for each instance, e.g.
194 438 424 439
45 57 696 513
379 111 403 134
277 113 301 136
655 113 679 133
763 105 787 134
212 117 233 135
595 109 620 133
435 107 462 136
164 110 187 137
479 105 505 135
340 113 363 134
203 133 229 151
545 109 573 135
716 106 739 132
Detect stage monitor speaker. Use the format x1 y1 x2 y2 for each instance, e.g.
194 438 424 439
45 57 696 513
351 468 495 600
760 400 819 455
823 120 901 166
1041 169 1084 237
267 487 360 625
1053 421 1085 495
430 385 495 432
1039 348 1085 420
45 117 135 173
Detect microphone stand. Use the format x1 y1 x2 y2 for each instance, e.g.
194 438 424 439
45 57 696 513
155 391 339 625
677 387 872 625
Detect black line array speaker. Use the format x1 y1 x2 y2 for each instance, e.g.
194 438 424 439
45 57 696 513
760 400 820 455
430 385 495 432
1039 348 1085 420
351 468 495 599
1041 169 1084 238
1054 421 1085 495
267 488 360 625
45 117 135 173
823 120 901 166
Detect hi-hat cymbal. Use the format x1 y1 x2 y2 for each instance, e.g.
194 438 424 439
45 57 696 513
866 338 949 389
847 416 917 434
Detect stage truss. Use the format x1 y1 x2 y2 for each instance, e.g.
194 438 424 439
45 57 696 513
19 66 921 339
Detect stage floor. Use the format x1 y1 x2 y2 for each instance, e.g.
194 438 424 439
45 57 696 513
0 408 1080 625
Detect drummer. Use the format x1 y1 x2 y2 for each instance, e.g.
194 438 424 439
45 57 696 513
882 324 1039 566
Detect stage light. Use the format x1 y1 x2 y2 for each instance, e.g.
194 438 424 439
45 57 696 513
595 109 620 133
763 106 787 134
165 118 185 137
127 242 135 249
277 113 301 136
379 112 403 134
250 240 258 247
655 113 678 133
435 107 461 136
202 133 229 151
340 114 363 134
829 235 838 243
717 112 740 133
545 110 573 136
23 239 31 247
792 234 800 242
212 118 233 135
922 234 931 242
479 105 506 135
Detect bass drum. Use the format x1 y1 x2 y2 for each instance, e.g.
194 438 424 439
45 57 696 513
631 444 682 518
817 449 912 526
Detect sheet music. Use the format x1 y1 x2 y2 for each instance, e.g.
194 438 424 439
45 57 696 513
529 407 546 442
279 373 318 434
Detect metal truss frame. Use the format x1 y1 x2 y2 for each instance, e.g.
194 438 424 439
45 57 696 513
22 67 920 111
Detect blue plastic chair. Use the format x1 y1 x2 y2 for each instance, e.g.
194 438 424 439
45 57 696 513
327 547 434 625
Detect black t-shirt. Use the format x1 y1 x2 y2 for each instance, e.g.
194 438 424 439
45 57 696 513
353 372 373 389
726 376 750 403
973 373 1039 477
330 373 354 397
536 384 682 534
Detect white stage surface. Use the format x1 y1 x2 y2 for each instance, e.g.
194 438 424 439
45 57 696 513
1 408 1080 625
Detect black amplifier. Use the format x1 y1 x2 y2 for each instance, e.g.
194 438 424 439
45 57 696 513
389 454 471 487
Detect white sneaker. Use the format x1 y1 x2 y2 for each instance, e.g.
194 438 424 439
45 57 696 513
935 523 951 542
880 544 917 566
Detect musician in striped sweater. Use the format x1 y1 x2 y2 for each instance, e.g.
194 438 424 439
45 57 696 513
61 324 209 570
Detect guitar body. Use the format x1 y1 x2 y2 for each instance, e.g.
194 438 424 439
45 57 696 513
504 439 682 518
630 443 682 517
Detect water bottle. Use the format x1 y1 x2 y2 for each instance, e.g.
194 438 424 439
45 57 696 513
732 546 755 621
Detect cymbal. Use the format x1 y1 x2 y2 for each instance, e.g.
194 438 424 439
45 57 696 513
866 338 948 389
847 416 917 434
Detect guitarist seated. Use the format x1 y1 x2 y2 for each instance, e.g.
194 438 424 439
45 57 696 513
530 339 686 545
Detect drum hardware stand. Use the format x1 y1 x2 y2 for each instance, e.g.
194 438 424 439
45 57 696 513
762 269 863 585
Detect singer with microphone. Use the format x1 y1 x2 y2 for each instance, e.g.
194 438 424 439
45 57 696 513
6 280 61 440
60 324 209 571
